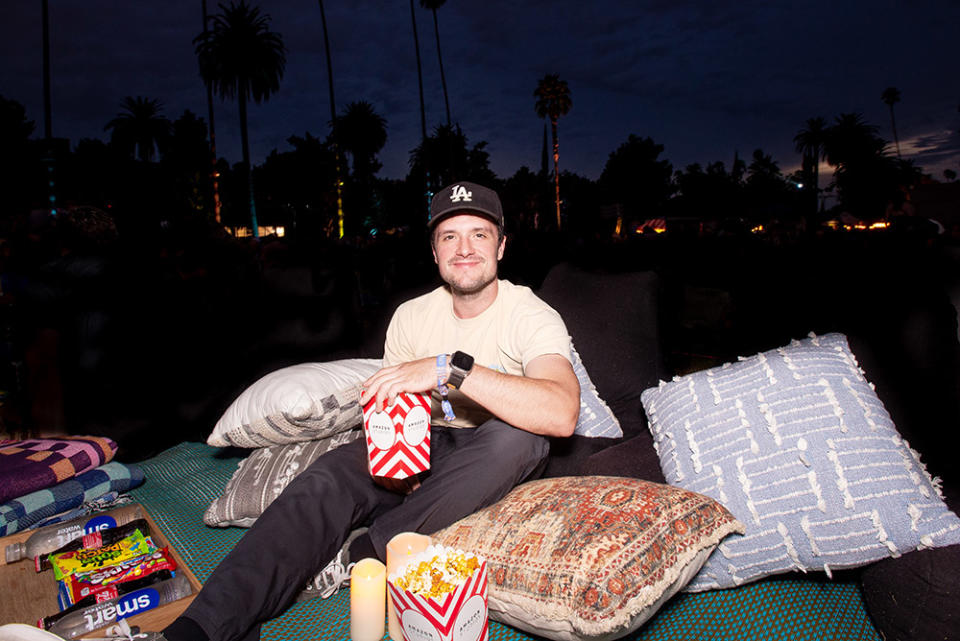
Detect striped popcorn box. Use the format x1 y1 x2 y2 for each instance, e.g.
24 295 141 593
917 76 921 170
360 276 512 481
388 545 488 641
363 392 431 479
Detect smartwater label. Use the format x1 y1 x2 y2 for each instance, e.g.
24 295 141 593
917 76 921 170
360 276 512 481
83 515 118 535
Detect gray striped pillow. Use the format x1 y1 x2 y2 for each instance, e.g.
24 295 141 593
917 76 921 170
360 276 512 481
204 430 362 527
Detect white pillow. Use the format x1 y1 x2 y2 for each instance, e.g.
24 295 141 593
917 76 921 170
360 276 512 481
208 359 382 448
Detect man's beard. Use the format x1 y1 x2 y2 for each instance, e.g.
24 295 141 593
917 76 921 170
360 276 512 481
443 262 498 297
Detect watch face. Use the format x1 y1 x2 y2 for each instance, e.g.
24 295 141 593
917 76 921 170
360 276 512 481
452 351 474 371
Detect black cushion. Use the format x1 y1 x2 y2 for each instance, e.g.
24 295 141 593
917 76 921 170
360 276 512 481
537 263 666 440
536 263 666 477
579 432 666 483
860 544 960 641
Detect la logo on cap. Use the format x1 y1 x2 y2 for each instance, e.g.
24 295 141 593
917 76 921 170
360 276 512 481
450 185 472 203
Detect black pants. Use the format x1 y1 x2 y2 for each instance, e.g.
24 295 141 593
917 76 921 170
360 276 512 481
179 419 549 641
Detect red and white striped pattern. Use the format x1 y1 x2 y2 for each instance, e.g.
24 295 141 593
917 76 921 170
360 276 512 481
388 560 488 641
364 392 432 479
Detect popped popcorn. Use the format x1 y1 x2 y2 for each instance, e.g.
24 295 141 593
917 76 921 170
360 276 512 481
392 545 481 598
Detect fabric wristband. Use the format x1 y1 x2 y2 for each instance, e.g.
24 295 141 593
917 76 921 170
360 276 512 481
436 354 456 421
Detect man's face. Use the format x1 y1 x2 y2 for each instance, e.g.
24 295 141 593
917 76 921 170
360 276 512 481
431 213 505 296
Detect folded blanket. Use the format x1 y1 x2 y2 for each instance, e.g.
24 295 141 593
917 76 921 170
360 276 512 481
0 436 118 504
0 461 144 536
28 492 136 530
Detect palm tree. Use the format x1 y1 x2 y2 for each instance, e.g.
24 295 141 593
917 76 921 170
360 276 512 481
747 148 780 180
317 0 344 238
822 113 891 218
881 87 902 159
104 96 171 162
823 113 884 167
200 0 221 223
794 116 827 212
194 0 286 238
334 101 387 179
333 101 387 233
420 0 451 127
409 124 497 188
534 74 572 230
41 0 52 139
409 0 429 211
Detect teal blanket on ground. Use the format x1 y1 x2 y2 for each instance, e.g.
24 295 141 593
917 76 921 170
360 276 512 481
130 442 881 641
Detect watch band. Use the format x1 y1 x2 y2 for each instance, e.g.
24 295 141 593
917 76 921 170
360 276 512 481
447 351 474 390
436 354 455 420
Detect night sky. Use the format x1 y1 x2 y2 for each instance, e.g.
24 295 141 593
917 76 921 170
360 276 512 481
3 1 959 185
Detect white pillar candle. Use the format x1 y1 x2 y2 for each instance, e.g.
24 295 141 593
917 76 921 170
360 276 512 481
386 532 432 641
350 557 386 641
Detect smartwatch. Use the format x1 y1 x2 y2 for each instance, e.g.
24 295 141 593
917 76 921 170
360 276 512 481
446 351 475 389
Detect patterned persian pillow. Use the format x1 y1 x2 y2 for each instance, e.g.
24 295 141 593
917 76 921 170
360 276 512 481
431 476 743 641
641 332 960 591
204 428 363 527
572 344 622 438
207 359 382 448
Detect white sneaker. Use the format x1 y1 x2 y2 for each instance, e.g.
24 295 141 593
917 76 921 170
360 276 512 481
301 549 355 600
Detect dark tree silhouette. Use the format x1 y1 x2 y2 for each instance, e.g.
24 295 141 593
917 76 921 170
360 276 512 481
317 0 344 238
420 0 451 127
333 101 387 233
409 124 496 189
104 96 171 162
794 116 827 213
673 160 744 223
162 110 213 215
410 0 429 209
823 113 898 218
599 134 673 221
334 101 387 180
194 0 286 238
534 74 572 230
200 0 222 223
881 87 902 159
0 95 38 216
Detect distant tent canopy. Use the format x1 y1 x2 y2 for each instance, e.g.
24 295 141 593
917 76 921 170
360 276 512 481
635 218 667 234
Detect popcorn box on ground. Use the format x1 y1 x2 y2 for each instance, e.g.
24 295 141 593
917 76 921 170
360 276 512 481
387 545 488 641
363 392 431 479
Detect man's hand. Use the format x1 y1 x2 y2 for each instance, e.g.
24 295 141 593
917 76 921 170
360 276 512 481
361 356 438 412
372 474 421 495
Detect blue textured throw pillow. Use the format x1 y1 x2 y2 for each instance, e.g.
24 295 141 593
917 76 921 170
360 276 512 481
641 333 960 591
572 344 623 438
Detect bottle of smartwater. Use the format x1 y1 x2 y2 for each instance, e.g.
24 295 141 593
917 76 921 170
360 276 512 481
41 573 192 639
4 504 144 563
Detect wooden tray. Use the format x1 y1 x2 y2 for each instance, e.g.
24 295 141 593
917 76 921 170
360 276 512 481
0 505 202 636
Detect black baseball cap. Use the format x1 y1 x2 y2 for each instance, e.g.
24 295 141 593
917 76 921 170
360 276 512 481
428 182 504 230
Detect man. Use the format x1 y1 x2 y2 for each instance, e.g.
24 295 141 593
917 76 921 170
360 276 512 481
158 182 579 641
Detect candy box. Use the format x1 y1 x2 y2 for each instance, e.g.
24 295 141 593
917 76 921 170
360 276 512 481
363 392 431 479
0 504 202 636
388 545 488 641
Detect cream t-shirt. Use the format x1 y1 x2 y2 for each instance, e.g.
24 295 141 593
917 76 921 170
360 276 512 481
382 279 572 428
